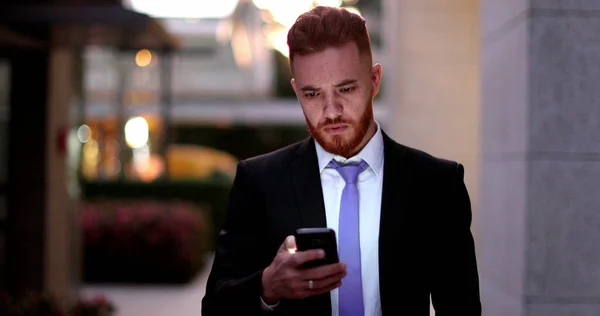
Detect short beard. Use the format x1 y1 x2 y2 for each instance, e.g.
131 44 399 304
306 101 374 158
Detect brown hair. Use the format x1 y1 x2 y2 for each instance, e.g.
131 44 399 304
287 6 372 67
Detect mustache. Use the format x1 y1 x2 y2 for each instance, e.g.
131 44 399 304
316 117 351 129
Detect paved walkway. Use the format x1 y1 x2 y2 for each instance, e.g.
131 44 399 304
80 254 214 316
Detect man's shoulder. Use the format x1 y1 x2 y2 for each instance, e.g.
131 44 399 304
387 138 461 176
240 138 308 173
404 145 458 170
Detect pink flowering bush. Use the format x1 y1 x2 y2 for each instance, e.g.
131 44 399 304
69 295 115 316
0 292 115 316
0 291 67 316
80 200 209 284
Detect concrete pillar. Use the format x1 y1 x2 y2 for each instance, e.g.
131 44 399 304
383 1 481 226
45 47 79 299
479 1 600 315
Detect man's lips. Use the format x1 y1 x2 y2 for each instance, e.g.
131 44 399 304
323 124 349 134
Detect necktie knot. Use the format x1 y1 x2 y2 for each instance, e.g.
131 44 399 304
328 159 368 184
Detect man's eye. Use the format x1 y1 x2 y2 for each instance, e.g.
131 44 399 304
340 87 354 93
305 92 317 98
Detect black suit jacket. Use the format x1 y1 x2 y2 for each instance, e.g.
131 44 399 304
202 132 481 316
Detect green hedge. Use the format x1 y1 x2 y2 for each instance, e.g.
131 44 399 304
79 176 232 251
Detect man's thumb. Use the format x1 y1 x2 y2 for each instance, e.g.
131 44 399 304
282 235 296 253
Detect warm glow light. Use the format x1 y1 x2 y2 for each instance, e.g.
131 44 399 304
344 6 361 16
216 19 233 44
252 0 274 10
82 139 99 179
316 0 343 7
138 155 164 182
129 0 239 19
343 0 360 5
133 144 151 173
77 125 92 143
255 0 345 59
124 116 149 149
83 139 99 161
135 49 152 67
104 157 121 178
269 29 289 57
269 0 315 27
231 26 253 68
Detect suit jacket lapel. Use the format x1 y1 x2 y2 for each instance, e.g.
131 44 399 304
378 131 410 314
290 137 328 228
289 137 331 315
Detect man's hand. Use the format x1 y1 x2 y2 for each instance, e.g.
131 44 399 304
261 235 346 304
262 236 346 304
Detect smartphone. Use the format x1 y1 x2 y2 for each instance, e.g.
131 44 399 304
294 227 339 268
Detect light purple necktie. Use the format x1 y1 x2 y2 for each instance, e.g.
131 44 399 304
328 159 368 316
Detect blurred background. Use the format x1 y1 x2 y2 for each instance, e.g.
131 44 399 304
1 0 598 315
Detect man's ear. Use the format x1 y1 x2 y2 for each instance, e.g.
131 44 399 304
291 78 297 94
371 63 383 98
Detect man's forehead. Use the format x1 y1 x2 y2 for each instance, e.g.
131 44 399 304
292 42 363 66
291 46 368 84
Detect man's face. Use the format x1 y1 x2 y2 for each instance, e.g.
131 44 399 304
291 42 382 158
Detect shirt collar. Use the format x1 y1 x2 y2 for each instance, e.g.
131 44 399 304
315 121 384 177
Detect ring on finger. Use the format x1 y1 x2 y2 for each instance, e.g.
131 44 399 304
308 280 314 290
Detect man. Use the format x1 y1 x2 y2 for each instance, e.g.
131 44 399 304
202 6 481 316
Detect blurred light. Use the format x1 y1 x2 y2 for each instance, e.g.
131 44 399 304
231 26 253 68
124 116 149 149
316 0 343 7
343 0 359 5
138 155 164 182
254 0 345 58
344 6 361 16
216 20 233 44
129 0 239 19
82 139 99 179
252 0 275 10
133 144 151 172
253 0 344 26
77 124 92 143
135 49 152 67
269 30 289 57
105 140 120 157
104 157 121 178
83 139 99 161
259 10 274 23
268 0 315 27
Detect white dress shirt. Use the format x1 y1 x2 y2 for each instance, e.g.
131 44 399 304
261 122 384 316
315 122 384 316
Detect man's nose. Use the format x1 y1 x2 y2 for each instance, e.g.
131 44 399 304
323 95 342 120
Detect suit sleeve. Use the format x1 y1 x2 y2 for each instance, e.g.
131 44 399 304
201 160 271 316
430 163 482 315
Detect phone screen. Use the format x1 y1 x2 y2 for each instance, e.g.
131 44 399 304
295 228 339 268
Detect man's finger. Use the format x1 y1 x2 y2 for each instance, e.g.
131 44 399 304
279 235 297 253
302 262 346 280
285 235 297 253
291 249 325 266
306 271 345 291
